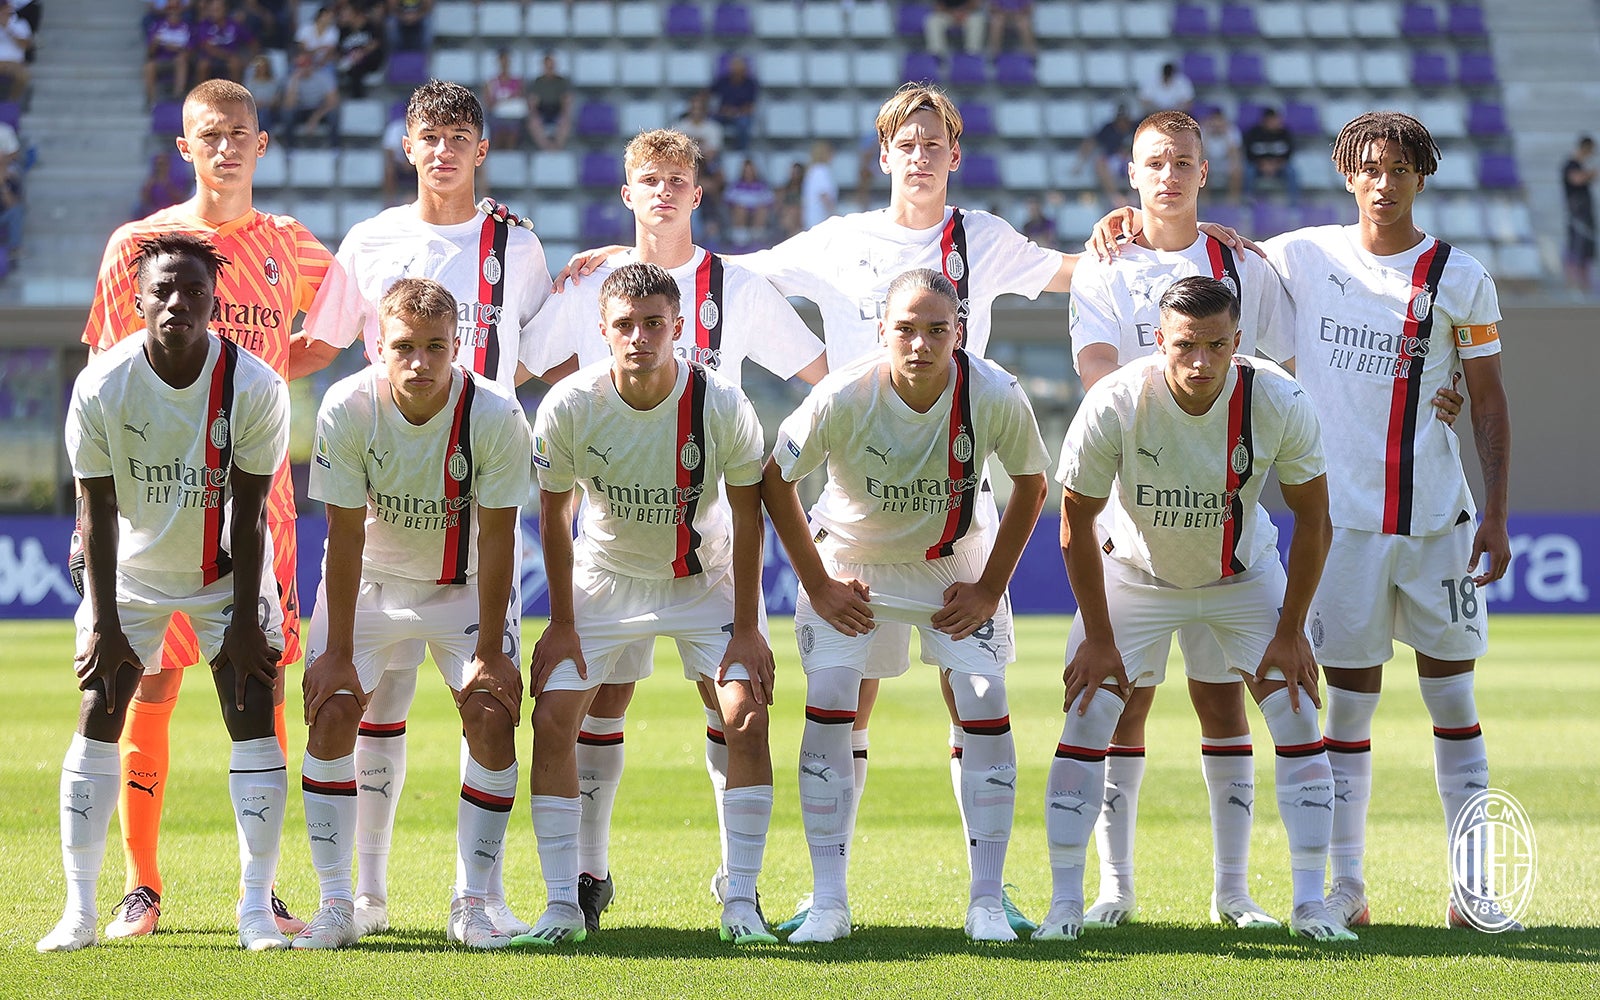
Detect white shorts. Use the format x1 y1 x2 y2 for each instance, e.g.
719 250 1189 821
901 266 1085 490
1310 523 1489 667
1066 558 1290 686
305 576 521 693
75 567 285 676
794 546 1013 678
541 563 762 692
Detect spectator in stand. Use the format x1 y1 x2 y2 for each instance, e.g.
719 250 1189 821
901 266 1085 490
527 51 572 151
926 0 985 58
483 48 527 151
1138 61 1194 114
281 49 340 148
1200 105 1244 204
708 54 757 152
11 0 35 37
801 140 838 229
1076 104 1135 209
143 5 192 106
296 6 339 78
986 0 1036 58
243 53 282 133
777 160 805 237
239 0 288 52
1565 135 1596 296
1020 196 1056 243
380 111 413 206
726 157 776 246
0 2 32 101
677 90 726 238
1242 106 1298 204
336 1 386 98
133 150 193 219
192 0 255 84
142 1 193 37
0 116 21 262
388 0 432 54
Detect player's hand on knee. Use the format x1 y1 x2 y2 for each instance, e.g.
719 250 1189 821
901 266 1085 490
530 622 584 696
1256 630 1321 713
814 577 874 636
215 624 282 712
74 629 143 712
932 580 1001 640
1198 221 1264 259
302 650 367 725
458 651 523 721
1431 371 1464 426
1470 517 1512 586
718 627 776 706
1062 637 1130 714
552 245 627 291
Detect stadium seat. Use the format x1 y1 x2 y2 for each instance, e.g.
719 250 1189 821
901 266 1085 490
1293 151 1337 190
580 152 623 188
956 153 1001 189
1129 51 1167 91
712 3 753 37
254 147 287 188
1084 51 1131 90
1305 3 1353 38
576 101 620 138
1001 151 1051 191
1454 241 1498 273
1257 2 1306 38
761 100 810 139
1056 200 1110 240
1437 197 1484 242
614 3 659 38
1467 101 1508 138
1315 51 1362 89
333 198 379 237
1429 153 1475 189
618 52 666 89
802 2 847 37
809 100 858 139
534 203 581 242
759 50 805 89
1284 100 1322 137
1217 3 1259 37
0 101 18 128
1267 51 1316 89
1401 3 1442 36
1495 242 1544 280
432 49 482 87
665 3 705 36
896 3 930 37
1410 52 1451 87
526 1 571 35
582 200 632 243
994 53 1037 88
487 150 531 189
853 50 901 90
807 51 851 91
1236 100 1266 131
478 2 525 36
1418 97 1467 139
1122 2 1172 39
665 51 713 89
341 149 384 188
903 51 942 84
1076 2 1123 38
1226 52 1267 88
294 201 338 243
1447 3 1488 37
150 101 183 136
1458 51 1499 87
846 3 893 36
1038 50 1085 89
1034 3 1074 39
570 51 619 88
950 52 987 86
1044 102 1091 139
1478 153 1520 189
1350 0 1402 38
1360 51 1410 89
288 150 338 189
1320 98 1368 133
960 102 996 138
620 99 669 135
1180 52 1217 88
341 99 386 139
569 2 616 35
434 1 477 37
532 150 579 188
996 100 1044 139
754 2 801 38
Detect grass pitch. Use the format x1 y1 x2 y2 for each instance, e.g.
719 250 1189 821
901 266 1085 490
1 616 1596 999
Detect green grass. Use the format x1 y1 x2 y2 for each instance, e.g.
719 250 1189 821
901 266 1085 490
1 616 1597 998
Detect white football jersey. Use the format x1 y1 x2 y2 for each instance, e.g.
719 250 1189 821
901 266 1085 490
311 366 533 585
1056 354 1325 590
521 246 824 385
307 205 552 387
66 333 289 598
533 360 765 580
1069 232 1292 368
738 206 1060 365
773 350 1051 564
1263 226 1502 536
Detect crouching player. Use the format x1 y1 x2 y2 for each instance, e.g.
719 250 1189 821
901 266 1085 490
42 233 291 952
294 278 531 950
523 263 776 947
763 268 1050 942
1041 276 1352 942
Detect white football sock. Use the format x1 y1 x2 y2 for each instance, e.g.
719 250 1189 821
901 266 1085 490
230 737 287 915
1419 673 1489 854
947 723 967 837
721 784 773 903
1325 686 1380 885
703 706 728 868
950 673 1015 904
1045 691 1125 911
353 667 416 902
851 728 870 803
301 752 357 903
1259 689 1334 909
1200 734 1253 900
59 734 119 922
1094 744 1146 902
460 733 513 904
575 714 625 878
531 795 581 907
799 667 859 909
458 757 517 899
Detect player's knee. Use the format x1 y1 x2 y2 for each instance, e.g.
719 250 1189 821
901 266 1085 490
1190 681 1248 733
720 698 770 753
458 690 516 741
530 695 582 743
309 691 365 738
804 666 863 714
135 668 182 703
588 682 635 717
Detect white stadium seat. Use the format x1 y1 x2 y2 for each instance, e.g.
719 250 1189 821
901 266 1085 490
1438 198 1487 242
1359 51 1409 90
338 199 383 236
762 99 811 140
1429 155 1476 190
1267 51 1316 89
477 1 526 37
293 201 338 242
1350 0 1401 38
806 51 851 90
431 49 481 87
486 150 530 189
569 2 616 37
534 203 581 242
1314 51 1362 89
754 2 801 39
525 2 571 36
665 52 713 90
569 51 619 88
1418 98 1467 139
810 100 858 139
1044 101 1092 139
532 150 579 188
852 51 899 90
1306 3 1353 38
1083 51 1131 90
254 147 287 188
1293 151 1339 191
801 2 847 38
341 99 385 139
997 100 1044 140
1035 3 1075 40
1076 1 1123 38
1495 242 1545 280
288 150 338 189
614 3 658 38
1258 3 1307 38
620 99 670 136
1002 151 1051 190
1038 50 1085 89
845 3 892 37
1122 2 1173 39
340 149 385 189
618 51 665 89
758 51 806 89
433 2 477 37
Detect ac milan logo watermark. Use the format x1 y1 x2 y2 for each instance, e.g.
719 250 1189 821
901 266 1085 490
1448 787 1536 932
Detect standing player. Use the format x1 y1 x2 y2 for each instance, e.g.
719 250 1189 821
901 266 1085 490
81 78 346 939
41 233 291 952
523 127 824 931
1258 113 1515 930
294 279 531 950
763 269 1050 942
522 263 776 946
1044 276 1352 943
303 78 552 937
1066 110 1291 929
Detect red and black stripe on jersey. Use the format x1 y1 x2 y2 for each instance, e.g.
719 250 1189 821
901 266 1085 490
940 208 972 319
1205 234 1243 299
670 363 710 578
1384 240 1452 536
926 349 978 560
200 339 240 586
1219 361 1256 579
468 214 510 377
691 251 725 369
436 371 477 585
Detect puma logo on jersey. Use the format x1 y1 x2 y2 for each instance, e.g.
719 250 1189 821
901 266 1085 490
1137 447 1162 465
127 778 160 797
1228 795 1253 815
473 849 500 861
123 421 151 441
587 445 614 464
1328 274 1353 294
367 447 389 469
865 445 892 464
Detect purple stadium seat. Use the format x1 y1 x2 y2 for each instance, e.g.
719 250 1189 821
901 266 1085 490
1203 202 1247 233
1226 52 1266 88
386 50 429 86
150 101 184 135
1217 4 1259 37
1467 101 1508 137
1478 152 1520 189
958 153 1001 189
1401 3 1441 36
1181 52 1218 88
1191 101 1221 121
665 3 704 36
1284 101 1321 137
389 100 408 122
903 51 941 83
0 246 10 280
576 101 619 137
897 3 930 38
1447 3 1487 37
1171 3 1209 36
1252 201 1298 238
1411 51 1451 87
1298 202 1342 228
580 152 623 188
712 3 752 36
960 102 996 137
1236 100 1266 131
993 53 1036 87
949 52 987 86
582 201 631 243
1458 51 1498 86
0 101 18 128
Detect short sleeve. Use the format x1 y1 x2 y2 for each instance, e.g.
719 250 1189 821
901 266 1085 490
473 396 534 509
771 387 831 483
1054 387 1122 499
523 285 589 378
309 390 371 509
988 375 1052 478
1273 379 1326 486
232 375 290 478
65 376 112 481
1453 268 1503 360
531 392 577 493
290 224 336 316
304 233 374 349
1067 257 1123 367
1244 256 1294 363
720 390 767 487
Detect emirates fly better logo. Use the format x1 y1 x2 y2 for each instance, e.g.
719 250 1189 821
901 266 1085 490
1448 788 1536 932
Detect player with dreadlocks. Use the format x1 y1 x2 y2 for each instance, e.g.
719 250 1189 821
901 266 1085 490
1257 110 1516 932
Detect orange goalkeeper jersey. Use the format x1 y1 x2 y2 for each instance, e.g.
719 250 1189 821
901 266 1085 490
84 206 337 521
